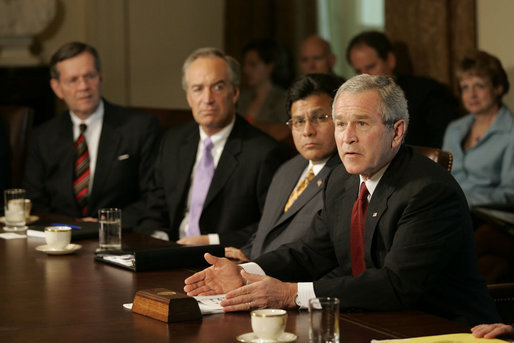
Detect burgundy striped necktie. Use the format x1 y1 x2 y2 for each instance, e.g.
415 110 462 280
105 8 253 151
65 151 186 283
73 123 90 216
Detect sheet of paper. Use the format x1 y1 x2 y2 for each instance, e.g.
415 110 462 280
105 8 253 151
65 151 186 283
0 232 27 239
100 254 135 268
193 294 226 315
26 229 45 238
370 333 509 342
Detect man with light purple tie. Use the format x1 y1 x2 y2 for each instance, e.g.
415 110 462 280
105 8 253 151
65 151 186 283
138 47 287 247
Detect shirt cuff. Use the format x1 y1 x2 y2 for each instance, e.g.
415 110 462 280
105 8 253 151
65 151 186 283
297 282 316 309
151 230 169 241
240 262 266 279
208 233 220 245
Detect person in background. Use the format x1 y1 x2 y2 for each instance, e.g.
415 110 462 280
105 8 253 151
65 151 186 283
138 47 288 247
185 75 499 327
442 50 514 208
237 38 290 124
298 35 345 85
346 30 458 148
225 74 343 262
472 323 514 339
23 42 161 228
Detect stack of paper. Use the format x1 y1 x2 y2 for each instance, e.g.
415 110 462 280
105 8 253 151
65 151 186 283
371 333 509 342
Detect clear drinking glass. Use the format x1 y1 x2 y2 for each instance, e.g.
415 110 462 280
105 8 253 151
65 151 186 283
309 297 340 343
3 189 27 231
98 208 122 250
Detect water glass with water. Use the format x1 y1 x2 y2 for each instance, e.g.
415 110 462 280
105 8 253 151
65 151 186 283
98 208 122 250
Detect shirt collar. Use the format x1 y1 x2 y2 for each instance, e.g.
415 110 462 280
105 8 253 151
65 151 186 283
198 115 236 146
69 100 104 127
359 162 391 198
309 157 329 175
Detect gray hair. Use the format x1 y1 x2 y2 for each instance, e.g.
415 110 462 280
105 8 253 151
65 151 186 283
181 47 240 91
333 74 409 130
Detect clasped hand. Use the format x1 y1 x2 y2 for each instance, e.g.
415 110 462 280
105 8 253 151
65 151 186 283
184 253 297 311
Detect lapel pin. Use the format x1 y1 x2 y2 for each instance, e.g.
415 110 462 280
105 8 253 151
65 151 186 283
317 180 323 187
372 212 378 217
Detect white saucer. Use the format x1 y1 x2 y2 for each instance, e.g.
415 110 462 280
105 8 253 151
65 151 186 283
0 215 39 224
236 332 297 342
36 244 82 255
2 225 28 232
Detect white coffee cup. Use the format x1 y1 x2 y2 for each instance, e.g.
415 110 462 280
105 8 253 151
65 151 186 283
251 309 287 340
45 226 72 250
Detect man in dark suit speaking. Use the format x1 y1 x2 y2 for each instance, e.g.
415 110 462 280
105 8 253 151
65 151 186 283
137 48 287 247
24 42 161 228
184 75 500 326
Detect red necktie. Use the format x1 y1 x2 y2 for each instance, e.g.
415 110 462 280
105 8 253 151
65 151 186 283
73 123 90 216
350 182 369 276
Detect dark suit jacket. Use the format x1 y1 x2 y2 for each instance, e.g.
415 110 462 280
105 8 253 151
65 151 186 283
138 115 288 247
23 100 161 228
396 75 459 148
255 146 500 326
242 153 341 260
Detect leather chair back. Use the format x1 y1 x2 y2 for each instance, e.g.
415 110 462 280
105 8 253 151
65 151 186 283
408 145 453 171
0 106 34 187
488 283 514 323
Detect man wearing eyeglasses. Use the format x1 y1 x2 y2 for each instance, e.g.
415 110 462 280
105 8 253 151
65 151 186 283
225 74 343 262
23 42 161 228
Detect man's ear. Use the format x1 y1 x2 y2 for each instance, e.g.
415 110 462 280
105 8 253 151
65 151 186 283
386 51 397 73
50 79 64 99
391 119 406 148
232 85 240 104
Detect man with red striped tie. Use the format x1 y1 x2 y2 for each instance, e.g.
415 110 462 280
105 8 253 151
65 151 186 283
23 42 161 228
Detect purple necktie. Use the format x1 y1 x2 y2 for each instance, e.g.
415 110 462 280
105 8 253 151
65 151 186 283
187 137 215 237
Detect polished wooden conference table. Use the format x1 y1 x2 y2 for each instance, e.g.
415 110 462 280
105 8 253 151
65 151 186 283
0 222 471 342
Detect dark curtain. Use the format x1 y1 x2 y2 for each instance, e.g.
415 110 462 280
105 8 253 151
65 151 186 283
224 0 317 84
385 0 477 96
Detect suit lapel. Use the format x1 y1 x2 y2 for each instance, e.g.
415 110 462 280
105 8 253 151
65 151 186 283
89 108 120 213
203 118 242 207
176 127 200 200
363 149 407 266
57 113 78 209
260 157 307 236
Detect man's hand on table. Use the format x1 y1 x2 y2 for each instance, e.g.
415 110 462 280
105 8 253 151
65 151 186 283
184 253 297 312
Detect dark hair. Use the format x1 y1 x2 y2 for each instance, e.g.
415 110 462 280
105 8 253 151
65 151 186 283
286 73 344 117
346 30 394 64
242 38 290 89
457 50 510 98
50 42 101 80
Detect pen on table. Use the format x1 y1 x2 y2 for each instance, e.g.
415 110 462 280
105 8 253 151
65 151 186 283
50 223 81 230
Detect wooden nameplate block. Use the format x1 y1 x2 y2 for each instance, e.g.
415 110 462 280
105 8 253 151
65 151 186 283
132 288 201 323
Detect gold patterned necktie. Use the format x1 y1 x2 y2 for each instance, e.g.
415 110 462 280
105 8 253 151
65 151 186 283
284 167 315 212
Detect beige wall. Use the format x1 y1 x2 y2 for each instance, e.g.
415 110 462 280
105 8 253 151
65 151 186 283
39 0 224 110
37 0 514 111
477 0 514 110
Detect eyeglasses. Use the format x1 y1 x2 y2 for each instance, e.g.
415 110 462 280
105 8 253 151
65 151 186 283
62 72 100 88
286 114 332 130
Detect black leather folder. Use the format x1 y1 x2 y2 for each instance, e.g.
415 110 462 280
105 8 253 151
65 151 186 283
94 244 224 272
